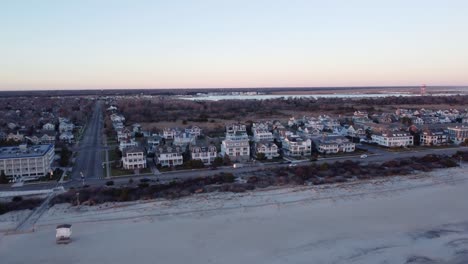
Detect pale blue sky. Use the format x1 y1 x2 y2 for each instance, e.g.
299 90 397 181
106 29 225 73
1 0 468 90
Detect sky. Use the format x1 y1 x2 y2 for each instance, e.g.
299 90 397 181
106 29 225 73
1 0 468 90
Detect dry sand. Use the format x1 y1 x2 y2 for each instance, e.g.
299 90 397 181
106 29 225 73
1 167 468 264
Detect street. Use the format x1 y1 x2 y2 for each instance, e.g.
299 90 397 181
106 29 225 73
71 100 104 182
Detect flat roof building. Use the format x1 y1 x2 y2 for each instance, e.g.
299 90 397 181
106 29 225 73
0 144 54 182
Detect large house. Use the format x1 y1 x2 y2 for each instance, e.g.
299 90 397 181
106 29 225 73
281 135 312 157
173 132 196 146
156 146 183 167
420 129 448 146
59 121 74 133
42 123 55 131
447 126 468 144
162 128 178 140
254 141 279 160
371 131 414 147
252 127 274 142
190 144 217 165
0 144 54 182
221 124 250 162
313 136 355 154
185 126 202 137
119 139 138 151
122 147 147 170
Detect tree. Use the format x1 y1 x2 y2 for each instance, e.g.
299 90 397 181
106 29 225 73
223 154 232 166
0 170 8 184
213 157 223 167
256 152 266 160
59 146 71 167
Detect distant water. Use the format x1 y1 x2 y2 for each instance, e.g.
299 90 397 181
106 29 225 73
179 93 460 101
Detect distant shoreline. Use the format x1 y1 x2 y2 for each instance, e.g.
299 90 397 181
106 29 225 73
0 86 467 97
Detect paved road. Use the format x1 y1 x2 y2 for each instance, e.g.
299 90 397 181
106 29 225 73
2 145 467 192
71 100 104 181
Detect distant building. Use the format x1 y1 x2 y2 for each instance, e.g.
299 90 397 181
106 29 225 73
185 126 202 137
122 147 146 170
42 123 56 131
0 144 54 182
371 131 414 147
447 126 468 144
162 128 178 140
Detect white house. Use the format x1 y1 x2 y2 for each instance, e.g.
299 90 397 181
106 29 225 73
190 145 217 165
59 132 74 143
42 123 56 131
173 132 196 146
59 122 74 133
254 141 279 160
122 147 147 170
281 135 312 157
162 128 178 140
313 136 356 154
371 131 414 147
119 139 138 151
185 126 202 137
117 128 132 142
156 146 183 167
252 128 274 142
221 124 250 162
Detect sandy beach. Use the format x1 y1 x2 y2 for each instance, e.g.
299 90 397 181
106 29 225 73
1 167 468 264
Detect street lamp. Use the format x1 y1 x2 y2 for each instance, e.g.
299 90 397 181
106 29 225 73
80 171 85 186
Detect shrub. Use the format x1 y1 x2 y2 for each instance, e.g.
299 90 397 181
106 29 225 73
12 196 23 202
138 182 149 188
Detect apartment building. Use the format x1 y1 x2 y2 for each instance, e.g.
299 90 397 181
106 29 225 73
0 144 54 182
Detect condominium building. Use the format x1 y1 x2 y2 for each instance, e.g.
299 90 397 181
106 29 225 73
0 144 54 182
122 147 147 170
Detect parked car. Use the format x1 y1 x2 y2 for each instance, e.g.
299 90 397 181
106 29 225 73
360 154 368 159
